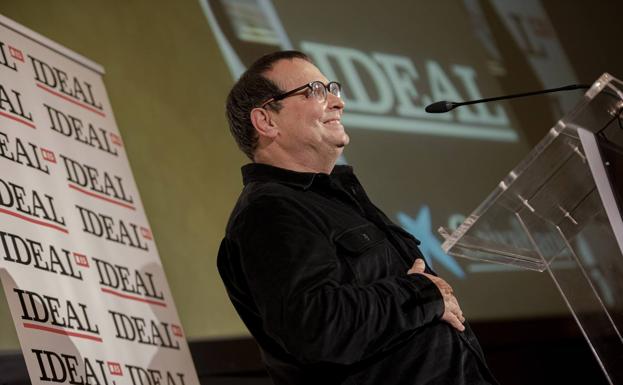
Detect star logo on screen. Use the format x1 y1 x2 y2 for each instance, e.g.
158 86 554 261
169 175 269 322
396 206 466 279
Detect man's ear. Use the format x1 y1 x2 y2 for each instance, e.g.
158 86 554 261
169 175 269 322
250 107 278 139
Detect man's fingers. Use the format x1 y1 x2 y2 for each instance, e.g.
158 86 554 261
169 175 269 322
445 296 465 325
429 275 453 295
446 314 465 332
408 265 466 330
448 295 460 310
451 300 463 316
450 301 465 323
407 258 426 274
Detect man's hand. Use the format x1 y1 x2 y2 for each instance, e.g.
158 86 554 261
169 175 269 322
408 259 466 332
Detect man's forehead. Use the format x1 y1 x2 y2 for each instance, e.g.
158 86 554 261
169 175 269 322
265 58 328 89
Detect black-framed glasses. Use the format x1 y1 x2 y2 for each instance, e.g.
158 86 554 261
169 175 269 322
260 81 342 108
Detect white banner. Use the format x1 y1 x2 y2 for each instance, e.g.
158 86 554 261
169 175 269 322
0 14 199 385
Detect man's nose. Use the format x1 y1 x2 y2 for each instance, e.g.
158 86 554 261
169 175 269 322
327 92 345 110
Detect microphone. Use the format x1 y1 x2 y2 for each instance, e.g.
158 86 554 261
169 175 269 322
425 84 590 113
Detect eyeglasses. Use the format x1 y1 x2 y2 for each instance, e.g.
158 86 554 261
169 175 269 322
260 81 342 108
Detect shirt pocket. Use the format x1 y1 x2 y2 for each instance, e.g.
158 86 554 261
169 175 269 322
386 223 424 258
334 223 393 284
385 223 437 274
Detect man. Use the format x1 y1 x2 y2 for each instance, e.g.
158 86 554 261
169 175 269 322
218 50 497 384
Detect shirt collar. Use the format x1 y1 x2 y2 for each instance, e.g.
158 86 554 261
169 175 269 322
242 163 354 190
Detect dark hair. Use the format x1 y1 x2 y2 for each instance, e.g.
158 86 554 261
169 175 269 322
225 50 312 160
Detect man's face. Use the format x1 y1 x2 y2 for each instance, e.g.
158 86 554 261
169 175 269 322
264 58 349 166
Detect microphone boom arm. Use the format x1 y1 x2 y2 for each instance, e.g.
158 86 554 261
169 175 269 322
425 84 590 113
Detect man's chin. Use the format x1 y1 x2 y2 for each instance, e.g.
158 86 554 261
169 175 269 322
325 131 349 150
337 135 350 148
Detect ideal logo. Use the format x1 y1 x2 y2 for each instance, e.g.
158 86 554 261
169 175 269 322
0 230 84 280
301 42 515 142
60 153 135 209
108 310 180 350
125 365 186 385
14 288 101 341
0 131 50 174
29 55 104 116
93 257 165 306
31 349 116 385
44 104 118 156
74 205 149 251
201 0 517 143
0 177 67 233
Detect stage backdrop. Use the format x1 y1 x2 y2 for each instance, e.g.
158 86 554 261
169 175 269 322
200 0 591 320
0 0 622 346
0 14 199 385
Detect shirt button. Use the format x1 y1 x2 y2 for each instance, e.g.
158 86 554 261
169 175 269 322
350 186 357 195
362 233 370 241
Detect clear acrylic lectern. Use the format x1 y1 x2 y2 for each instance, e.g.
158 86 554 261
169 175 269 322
440 73 623 384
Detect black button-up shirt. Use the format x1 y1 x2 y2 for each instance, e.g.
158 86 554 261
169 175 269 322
217 163 497 385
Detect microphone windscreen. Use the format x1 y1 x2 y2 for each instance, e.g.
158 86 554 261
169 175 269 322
425 101 453 113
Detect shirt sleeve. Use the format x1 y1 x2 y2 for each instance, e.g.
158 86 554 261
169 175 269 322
221 195 445 366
